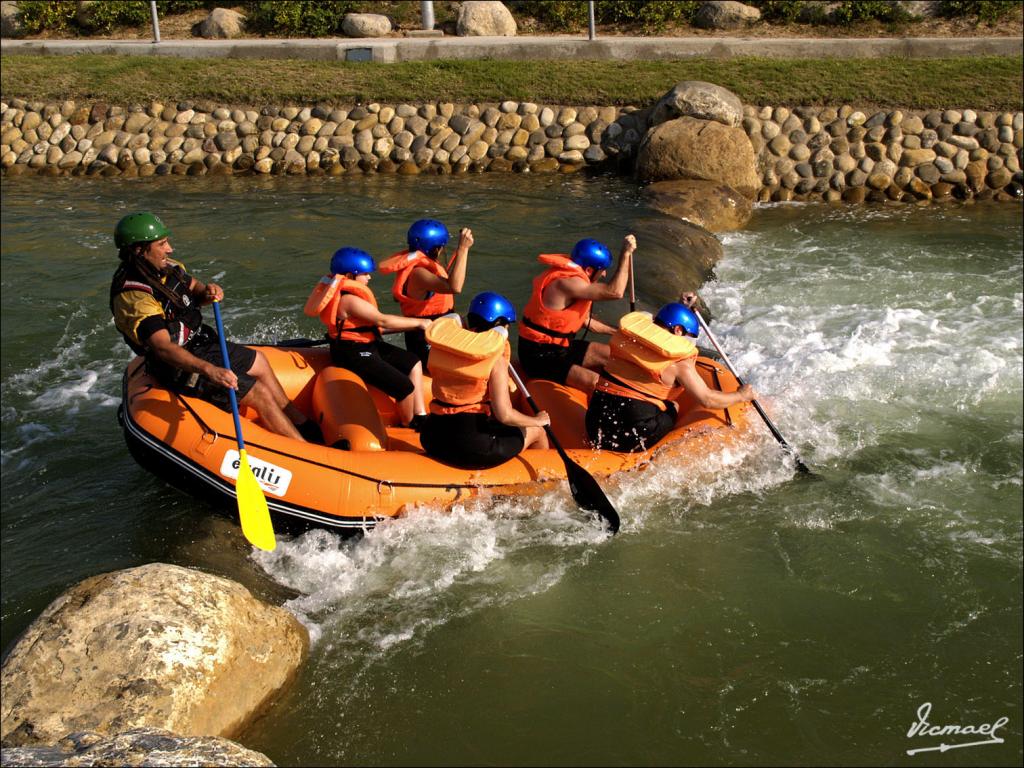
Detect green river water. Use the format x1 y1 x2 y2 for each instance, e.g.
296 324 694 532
1 174 1021 766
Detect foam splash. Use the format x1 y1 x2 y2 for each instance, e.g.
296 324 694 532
254 495 610 651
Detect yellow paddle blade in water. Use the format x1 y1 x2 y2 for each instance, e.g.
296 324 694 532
236 450 276 551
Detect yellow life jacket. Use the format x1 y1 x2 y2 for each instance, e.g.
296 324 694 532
304 276 380 343
597 311 697 410
426 316 511 416
378 250 454 318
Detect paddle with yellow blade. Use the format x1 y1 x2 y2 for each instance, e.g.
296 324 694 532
211 301 277 551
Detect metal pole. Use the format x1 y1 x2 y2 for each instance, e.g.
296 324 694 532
149 1 161 43
588 1 596 40
421 1 435 30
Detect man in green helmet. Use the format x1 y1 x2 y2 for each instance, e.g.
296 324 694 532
110 212 320 442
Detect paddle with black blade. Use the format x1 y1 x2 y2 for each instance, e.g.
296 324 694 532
693 309 813 476
507 366 620 533
212 301 277 551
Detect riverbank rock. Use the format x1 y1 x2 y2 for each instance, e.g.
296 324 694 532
193 8 246 39
1 0 23 38
343 13 391 37
642 179 753 232
693 1 761 30
457 1 516 36
631 216 724 305
0 728 274 767
650 81 744 128
636 116 760 197
0 563 308 746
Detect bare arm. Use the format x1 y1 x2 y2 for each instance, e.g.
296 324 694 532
585 316 619 336
553 234 636 303
186 276 224 306
407 228 474 298
488 364 550 429
146 328 237 389
676 358 757 409
339 294 430 333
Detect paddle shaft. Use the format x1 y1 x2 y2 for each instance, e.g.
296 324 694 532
212 303 247 453
693 310 812 474
628 253 636 312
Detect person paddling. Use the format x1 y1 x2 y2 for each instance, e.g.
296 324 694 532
379 219 473 371
305 247 429 430
110 212 317 442
585 303 757 452
518 234 636 394
419 292 549 469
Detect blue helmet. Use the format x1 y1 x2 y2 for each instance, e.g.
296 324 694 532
467 291 517 330
655 303 700 337
407 219 449 254
571 238 612 271
330 247 375 277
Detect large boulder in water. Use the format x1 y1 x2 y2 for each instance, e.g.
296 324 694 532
642 179 753 232
0 728 274 767
0 563 308 746
630 216 724 307
636 116 761 198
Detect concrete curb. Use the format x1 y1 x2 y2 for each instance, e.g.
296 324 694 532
2 35 1022 63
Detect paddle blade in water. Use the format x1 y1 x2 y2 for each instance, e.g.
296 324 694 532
564 457 621 533
236 450 276 551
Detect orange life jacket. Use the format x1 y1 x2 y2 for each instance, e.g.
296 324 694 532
426 317 511 416
379 250 455 319
519 254 593 348
304 275 381 343
596 312 697 410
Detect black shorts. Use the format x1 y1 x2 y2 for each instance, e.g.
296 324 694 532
330 338 418 400
517 337 591 385
585 390 677 453
420 412 526 469
404 328 431 372
147 326 257 413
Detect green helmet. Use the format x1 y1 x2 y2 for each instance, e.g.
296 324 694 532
114 212 170 249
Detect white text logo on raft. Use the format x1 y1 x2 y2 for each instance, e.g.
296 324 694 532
220 451 292 497
906 702 1009 756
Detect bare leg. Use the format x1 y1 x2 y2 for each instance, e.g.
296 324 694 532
396 392 415 426
565 341 610 395
522 425 548 451
240 381 304 441
247 349 309 425
409 361 426 416
565 364 600 395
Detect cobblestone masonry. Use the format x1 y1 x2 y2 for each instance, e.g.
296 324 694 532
2 98 1021 201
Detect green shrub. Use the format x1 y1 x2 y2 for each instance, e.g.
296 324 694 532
939 0 1019 22
15 1 77 34
242 0 356 37
509 1 699 31
17 0 220 34
754 1 809 22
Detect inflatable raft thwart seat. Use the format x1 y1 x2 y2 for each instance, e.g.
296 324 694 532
120 344 752 532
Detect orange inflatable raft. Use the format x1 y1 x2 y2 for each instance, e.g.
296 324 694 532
119 344 753 532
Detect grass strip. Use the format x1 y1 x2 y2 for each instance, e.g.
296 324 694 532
1 54 1021 111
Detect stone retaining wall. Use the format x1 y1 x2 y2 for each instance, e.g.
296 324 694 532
742 104 1023 202
2 97 1021 201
